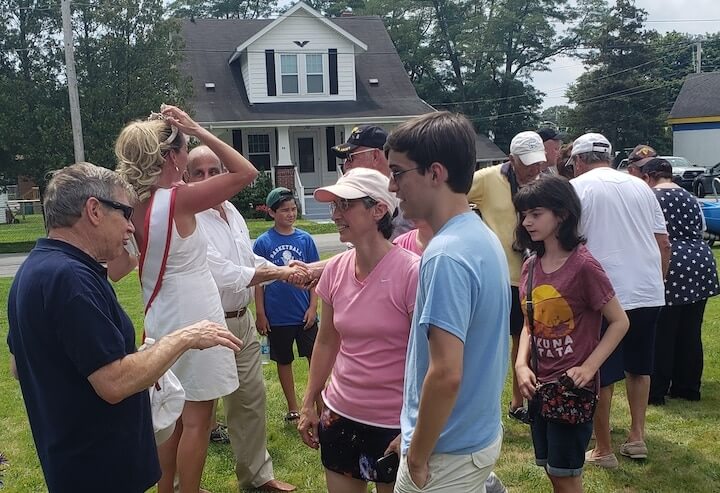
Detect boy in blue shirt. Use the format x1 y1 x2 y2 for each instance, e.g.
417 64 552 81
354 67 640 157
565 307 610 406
254 187 320 422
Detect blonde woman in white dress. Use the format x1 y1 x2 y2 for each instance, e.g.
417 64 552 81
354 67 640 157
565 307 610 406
115 105 258 493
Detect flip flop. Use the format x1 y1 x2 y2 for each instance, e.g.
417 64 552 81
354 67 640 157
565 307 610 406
284 411 300 423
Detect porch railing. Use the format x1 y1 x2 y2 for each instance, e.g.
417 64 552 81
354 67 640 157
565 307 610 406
294 168 306 217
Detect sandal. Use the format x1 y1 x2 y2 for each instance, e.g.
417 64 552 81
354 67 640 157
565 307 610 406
508 406 530 424
284 411 301 423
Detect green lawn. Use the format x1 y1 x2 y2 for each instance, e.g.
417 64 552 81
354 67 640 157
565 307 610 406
0 215 337 254
2 261 720 492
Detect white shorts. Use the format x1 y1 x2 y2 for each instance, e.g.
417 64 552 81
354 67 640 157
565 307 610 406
394 431 503 493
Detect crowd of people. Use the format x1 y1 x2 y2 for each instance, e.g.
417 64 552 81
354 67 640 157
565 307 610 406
6 106 719 493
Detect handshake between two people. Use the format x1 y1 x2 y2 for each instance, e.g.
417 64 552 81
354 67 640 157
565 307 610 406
283 260 321 290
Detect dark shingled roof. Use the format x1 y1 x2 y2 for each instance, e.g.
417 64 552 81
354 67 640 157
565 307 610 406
476 135 507 162
669 72 720 119
180 16 435 123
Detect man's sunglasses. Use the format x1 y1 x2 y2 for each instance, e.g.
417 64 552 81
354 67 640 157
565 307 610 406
96 197 134 221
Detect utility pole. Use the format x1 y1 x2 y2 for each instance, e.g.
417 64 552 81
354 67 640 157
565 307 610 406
61 0 85 162
696 41 703 74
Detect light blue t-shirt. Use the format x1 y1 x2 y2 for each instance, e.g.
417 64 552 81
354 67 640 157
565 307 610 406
400 212 510 455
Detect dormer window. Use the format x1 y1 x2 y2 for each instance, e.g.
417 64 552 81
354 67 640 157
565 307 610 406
276 52 327 96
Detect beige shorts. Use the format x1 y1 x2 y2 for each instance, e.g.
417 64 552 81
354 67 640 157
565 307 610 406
394 430 503 493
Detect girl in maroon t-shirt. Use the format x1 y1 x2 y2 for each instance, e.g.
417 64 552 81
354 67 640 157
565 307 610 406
512 175 629 492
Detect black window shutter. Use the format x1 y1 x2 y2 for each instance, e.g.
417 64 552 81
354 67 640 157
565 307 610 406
232 129 243 153
326 126 337 172
329 49 338 95
265 50 276 96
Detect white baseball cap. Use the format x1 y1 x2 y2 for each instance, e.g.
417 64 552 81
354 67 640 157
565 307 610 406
571 133 612 157
314 167 398 213
510 131 546 166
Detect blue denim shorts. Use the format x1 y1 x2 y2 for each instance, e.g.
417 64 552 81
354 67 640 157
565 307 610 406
530 413 593 477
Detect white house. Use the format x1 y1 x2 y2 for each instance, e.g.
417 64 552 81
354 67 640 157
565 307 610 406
669 72 720 166
180 2 505 218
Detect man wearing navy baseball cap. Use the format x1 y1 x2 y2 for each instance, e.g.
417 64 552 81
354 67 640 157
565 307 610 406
331 125 390 175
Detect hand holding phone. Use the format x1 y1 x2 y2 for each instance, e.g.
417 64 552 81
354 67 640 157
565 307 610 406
375 452 400 483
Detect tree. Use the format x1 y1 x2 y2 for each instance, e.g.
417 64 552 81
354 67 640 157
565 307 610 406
0 0 72 186
0 0 192 187
322 0 577 151
566 0 680 153
74 0 192 170
539 105 572 130
168 0 277 19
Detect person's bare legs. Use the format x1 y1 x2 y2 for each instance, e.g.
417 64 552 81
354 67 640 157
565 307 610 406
325 469 368 493
589 384 614 457
625 373 650 443
510 333 524 410
177 400 214 493
157 420 183 493
277 363 299 413
549 474 583 493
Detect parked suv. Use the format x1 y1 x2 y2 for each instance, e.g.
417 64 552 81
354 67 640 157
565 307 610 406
616 156 705 192
693 162 720 197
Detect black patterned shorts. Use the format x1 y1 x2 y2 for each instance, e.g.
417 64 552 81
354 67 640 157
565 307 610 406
318 407 400 483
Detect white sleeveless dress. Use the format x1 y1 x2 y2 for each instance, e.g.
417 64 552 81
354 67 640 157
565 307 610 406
144 212 239 402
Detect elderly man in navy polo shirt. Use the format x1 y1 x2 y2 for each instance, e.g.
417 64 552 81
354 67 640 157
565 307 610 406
7 163 242 493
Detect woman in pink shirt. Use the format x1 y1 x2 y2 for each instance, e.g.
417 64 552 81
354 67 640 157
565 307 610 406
298 168 419 493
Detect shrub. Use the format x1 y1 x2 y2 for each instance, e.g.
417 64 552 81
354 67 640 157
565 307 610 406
229 173 275 219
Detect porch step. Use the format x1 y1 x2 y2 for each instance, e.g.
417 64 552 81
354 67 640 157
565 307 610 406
302 194 331 221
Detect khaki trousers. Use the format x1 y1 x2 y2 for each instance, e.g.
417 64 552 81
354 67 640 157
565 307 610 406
223 311 274 488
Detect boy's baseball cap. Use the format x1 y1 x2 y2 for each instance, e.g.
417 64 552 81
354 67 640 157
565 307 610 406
510 131 546 165
314 167 397 213
331 125 388 158
266 187 294 209
571 133 612 157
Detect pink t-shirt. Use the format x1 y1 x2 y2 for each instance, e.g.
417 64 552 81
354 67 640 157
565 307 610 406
316 245 420 428
519 245 615 386
392 229 421 255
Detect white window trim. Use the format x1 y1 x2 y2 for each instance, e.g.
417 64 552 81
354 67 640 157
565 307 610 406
275 52 328 97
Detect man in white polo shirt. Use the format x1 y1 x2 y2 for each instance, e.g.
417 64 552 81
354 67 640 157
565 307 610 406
570 133 670 468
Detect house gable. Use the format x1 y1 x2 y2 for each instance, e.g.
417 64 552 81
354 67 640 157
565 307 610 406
231 2 367 104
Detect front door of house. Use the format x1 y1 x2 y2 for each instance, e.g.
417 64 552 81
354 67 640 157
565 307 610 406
293 129 322 191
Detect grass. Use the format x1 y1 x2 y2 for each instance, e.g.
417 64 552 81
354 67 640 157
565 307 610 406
0 215 337 254
0 215 44 254
2 257 720 492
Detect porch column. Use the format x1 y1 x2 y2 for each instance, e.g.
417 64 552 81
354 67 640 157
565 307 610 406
344 124 354 143
277 125 292 164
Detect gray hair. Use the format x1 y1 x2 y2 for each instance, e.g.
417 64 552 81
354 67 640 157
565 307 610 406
575 150 611 165
44 162 137 229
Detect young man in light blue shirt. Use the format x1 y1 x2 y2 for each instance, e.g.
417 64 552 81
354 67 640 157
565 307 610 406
386 112 510 492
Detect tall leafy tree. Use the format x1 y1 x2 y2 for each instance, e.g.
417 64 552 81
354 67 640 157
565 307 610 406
74 0 192 170
324 0 577 151
0 0 71 185
566 0 675 153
